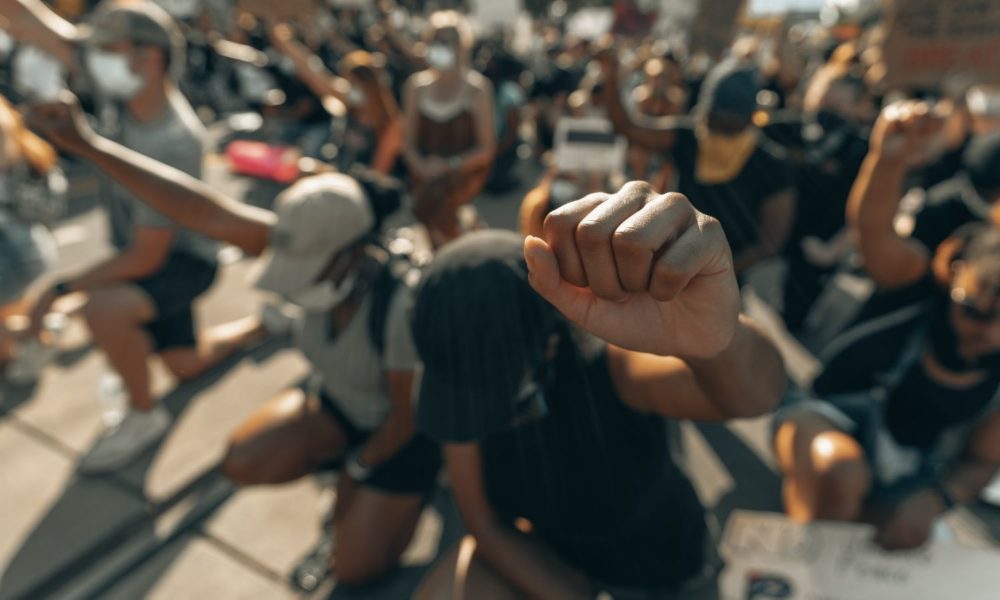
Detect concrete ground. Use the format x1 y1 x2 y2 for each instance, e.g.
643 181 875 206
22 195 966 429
3 134 1000 600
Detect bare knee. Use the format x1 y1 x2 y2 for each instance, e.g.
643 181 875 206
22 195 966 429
221 438 289 486
812 449 871 521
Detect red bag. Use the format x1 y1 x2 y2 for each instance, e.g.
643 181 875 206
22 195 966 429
225 140 301 183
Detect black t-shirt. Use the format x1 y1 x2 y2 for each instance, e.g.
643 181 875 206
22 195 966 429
909 180 986 255
815 296 1000 450
671 127 794 256
418 332 706 588
764 114 869 242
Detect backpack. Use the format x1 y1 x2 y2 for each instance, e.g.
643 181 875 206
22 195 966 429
366 239 423 358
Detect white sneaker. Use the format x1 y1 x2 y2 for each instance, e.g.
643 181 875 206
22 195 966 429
260 301 298 337
79 406 171 474
97 372 128 429
5 339 59 385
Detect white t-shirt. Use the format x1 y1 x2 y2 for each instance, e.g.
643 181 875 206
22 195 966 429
294 284 419 430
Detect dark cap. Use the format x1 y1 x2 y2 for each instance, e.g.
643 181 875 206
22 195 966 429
696 59 759 123
964 130 1000 198
86 3 184 71
412 230 558 442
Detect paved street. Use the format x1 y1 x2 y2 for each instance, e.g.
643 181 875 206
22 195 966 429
3 131 1000 600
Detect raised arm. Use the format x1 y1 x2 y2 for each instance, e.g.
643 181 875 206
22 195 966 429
267 22 351 107
847 101 944 290
0 0 78 67
525 181 785 418
595 46 680 153
27 96 275 256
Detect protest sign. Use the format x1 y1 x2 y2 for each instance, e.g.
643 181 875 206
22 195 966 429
719 511 1000 600
469 0 521 29
553 117 627 174
689 0 745 57
238 0 318 21
880 0 1000 89
566 8 614 41
153 0 200 19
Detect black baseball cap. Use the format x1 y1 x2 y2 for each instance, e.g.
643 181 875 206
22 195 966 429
412 231 559 442
696 59 760 124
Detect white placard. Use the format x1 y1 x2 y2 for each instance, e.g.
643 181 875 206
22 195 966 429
719 511 1000 600
553 117 627 174
566 8 614 41
470 0 522 28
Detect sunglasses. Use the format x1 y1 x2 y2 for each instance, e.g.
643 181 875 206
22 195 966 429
951 288 1000 324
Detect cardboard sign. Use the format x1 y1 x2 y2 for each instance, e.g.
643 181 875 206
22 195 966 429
719 511 1000 600
553 117 627 174
881 0 1000 89
469 0 521 29
238 0 318 20
689 0 746 57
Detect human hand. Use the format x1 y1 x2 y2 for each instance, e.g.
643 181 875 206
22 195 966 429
874 488 946 551
525 182 739 358
24 91 98 158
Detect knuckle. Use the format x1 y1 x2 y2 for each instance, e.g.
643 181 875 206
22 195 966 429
543 210 578 238
611 227 648 257
575 219 610 249
619 180 656 199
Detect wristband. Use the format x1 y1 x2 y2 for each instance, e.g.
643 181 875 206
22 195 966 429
345 449 373 482
53 280 73 296
929 481 957 511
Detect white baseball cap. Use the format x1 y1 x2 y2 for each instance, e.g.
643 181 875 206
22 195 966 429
249 173 374 295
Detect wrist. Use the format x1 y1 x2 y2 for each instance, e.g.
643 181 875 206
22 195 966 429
345 448 373 482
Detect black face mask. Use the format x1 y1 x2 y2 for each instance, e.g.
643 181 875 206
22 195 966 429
814 109 849 133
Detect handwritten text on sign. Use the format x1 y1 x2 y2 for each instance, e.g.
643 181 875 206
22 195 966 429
719 511 1000 600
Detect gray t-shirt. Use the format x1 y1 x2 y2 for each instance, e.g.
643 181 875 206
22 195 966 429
294 285 419 430
105 90 218 261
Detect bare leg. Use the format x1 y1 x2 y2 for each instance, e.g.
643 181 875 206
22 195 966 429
222 389 349 485
160 315 267 383
774 411 873 523
81 286 158 411
413 536 525 600
329 482 428 587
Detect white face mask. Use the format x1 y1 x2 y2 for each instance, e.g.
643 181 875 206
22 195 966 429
86 50 145 100
427 44 457 71
287 270 359 311
0 30 14 58
347 87 367 107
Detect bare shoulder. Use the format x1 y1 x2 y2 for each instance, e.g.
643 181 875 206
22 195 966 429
465 70 493 96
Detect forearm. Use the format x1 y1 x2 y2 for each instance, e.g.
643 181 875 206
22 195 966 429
82 137 273 255
65 252 162 291
601 66 676 153
472 526 592 600
682 315 786 419
2 0 78 66
847 154 908 255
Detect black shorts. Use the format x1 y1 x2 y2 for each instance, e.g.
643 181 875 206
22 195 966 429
134 252 218 352
318 390 441 496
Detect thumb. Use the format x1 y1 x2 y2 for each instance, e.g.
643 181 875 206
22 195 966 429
524 235 593 325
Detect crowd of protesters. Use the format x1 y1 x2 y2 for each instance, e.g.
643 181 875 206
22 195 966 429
2 0 1000 597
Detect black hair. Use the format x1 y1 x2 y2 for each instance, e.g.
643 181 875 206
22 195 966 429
349 165 404 235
